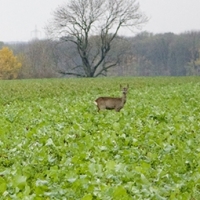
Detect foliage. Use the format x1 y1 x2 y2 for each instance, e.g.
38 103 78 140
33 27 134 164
0 77 200 199
0 47 22 79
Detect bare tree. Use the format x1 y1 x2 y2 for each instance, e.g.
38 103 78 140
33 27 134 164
47 0 147 77
17 40 58 79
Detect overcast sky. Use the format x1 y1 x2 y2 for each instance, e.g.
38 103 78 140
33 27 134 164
0 0 200 42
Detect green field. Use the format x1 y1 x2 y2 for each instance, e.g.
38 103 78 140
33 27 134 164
0 77 200 199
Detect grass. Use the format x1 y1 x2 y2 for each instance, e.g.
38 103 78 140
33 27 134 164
0 76 200 199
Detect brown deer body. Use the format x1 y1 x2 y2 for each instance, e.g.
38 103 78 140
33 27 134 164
95 85 129 112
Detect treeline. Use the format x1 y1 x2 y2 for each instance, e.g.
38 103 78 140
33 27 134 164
127 31 200 76
1 31 200 79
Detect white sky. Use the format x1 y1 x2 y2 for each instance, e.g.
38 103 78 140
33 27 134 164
0 0 200 42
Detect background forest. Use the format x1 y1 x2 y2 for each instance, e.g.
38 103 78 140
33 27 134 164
0 31 200 79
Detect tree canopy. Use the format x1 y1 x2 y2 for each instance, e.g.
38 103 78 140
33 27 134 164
47 0 147 77
0 47 22 79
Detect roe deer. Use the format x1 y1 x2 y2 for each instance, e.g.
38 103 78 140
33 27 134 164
94 85 129 112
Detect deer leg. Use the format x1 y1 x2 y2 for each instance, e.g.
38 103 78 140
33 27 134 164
115 107 121 112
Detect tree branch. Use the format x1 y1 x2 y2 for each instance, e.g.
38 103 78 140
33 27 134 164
58 70 85 77
94 61 118 77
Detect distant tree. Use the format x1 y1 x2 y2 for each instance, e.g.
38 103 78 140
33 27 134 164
0 41 4 49
184 32 200 75
47 0 147 77
131 31 200 76
0 47 22 79
16 40 58 79
186 49 200 75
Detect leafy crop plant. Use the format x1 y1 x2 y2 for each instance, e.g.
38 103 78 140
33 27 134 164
0 77 200 199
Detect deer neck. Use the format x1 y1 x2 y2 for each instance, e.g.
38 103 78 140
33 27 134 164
121 92 127 104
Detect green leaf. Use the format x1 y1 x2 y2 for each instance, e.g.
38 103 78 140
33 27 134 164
13 175 27 190
81 194 93 200
0 177 7 194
